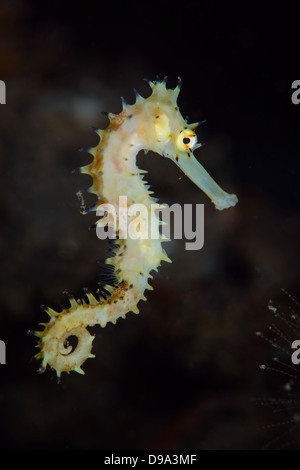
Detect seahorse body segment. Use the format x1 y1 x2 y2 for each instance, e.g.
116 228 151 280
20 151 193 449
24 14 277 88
34 78 238 377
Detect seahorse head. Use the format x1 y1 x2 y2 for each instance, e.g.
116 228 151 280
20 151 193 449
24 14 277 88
145 78 238 211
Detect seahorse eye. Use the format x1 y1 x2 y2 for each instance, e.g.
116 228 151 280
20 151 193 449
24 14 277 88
176 129 197 151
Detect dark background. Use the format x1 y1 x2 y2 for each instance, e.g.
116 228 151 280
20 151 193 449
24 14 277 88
0 0 300 450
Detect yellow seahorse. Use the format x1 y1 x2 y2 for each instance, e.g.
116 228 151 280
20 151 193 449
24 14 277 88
33 77 238 377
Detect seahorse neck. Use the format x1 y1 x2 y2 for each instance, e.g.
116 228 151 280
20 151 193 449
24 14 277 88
100 107 156 211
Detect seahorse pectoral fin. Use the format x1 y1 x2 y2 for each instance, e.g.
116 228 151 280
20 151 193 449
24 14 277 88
173 152 238 210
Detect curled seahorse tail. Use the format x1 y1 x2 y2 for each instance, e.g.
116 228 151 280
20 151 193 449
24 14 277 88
34 297 97 377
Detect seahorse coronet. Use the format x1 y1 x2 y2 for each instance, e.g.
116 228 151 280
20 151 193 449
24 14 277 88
33 77 238 378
